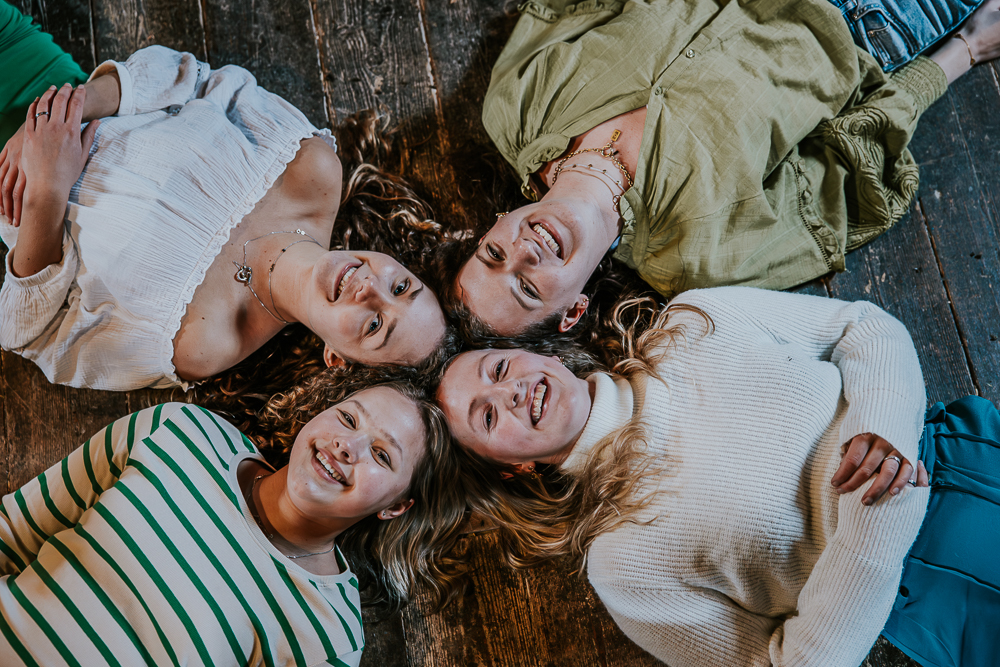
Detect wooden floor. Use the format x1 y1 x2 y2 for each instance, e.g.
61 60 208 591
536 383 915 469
3 1 999 665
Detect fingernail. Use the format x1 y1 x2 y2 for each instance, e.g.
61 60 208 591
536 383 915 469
49 85 56 90
831 480 840 487
891 488 900 495
863 497 873 506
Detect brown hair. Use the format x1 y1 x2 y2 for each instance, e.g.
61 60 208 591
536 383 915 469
255 373 469 614
447 297 711 573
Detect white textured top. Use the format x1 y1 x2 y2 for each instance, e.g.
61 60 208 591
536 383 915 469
562 287 930 667
0 403 363 666
0 46 335 390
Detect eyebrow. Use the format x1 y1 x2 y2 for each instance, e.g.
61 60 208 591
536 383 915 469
352 400 402 456
467 354 489 431
375 285 423 351
474 252 533 312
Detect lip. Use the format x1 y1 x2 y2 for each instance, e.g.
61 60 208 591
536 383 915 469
334 261 363 301
529 377 549 427
530 221 565 260
312 446 349 486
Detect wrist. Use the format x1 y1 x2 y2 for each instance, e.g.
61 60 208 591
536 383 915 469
82 72 122 121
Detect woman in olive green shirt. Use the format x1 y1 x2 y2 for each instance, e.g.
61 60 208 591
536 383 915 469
449 0 1000 336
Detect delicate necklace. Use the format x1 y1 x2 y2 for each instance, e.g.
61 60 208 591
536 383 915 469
247 473 336 559
233 229 322 324
551 129 634 212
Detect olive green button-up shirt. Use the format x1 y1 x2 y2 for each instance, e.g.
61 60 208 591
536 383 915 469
483 0 947 295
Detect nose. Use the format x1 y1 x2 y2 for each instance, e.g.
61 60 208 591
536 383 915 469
512 237 541 269
333 433 365 462
354 276 387 306
494 378 528 412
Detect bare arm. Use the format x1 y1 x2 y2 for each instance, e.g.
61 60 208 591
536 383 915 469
928 0 1000 83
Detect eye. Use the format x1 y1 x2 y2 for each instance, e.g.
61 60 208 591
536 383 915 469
340 410 356 429
393 278 410 296
519 279 539 300
493 358 506 381
367 314 381 335
486 243 503 261
484 406 494 431
375 449 391 466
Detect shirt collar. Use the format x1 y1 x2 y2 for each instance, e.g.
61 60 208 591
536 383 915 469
560 373 635 475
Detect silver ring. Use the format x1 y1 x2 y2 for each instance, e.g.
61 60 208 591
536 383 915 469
907 479 917 486
884 455 902 466
34 111 50 119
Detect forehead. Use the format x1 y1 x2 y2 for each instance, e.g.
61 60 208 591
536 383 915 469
457 262 537 336
352 386 426 453
385 286 446 363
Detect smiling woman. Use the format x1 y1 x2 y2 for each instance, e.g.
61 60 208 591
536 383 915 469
0 35 452 391
0 379 468 665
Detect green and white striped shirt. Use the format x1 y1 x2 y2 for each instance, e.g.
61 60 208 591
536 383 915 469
0 403 364 666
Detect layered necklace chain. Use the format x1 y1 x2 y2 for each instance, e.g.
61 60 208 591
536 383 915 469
551 129 634 213
246 474 337 560
232 229 322 324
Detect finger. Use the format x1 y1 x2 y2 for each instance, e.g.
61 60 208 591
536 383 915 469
861 456 900 505
887 459 914 497
11 170 25 227
79 119 100 162
37 85 57 117
50 83 73 124
25 98 38 130
832 434 874 488
2 161 18 223
838 438 890 493
0 155 8 216
68 85 87 127
916 460 930 487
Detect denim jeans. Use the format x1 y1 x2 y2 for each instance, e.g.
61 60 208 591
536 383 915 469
829 0 984 71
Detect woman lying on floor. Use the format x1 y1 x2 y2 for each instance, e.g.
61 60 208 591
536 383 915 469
437 286 999 667
435 0 1000 342
0 6 451 391
0 370 466 665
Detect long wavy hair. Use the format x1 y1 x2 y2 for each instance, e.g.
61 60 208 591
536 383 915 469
255 372 468 615
195 109 457 417
448 296 711 573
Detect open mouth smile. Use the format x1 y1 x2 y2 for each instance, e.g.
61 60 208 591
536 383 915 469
315 449 348 484
530 379 548 425
335 264 361 300
531 223 562 258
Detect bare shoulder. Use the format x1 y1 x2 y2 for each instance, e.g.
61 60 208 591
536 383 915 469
284 136 343 199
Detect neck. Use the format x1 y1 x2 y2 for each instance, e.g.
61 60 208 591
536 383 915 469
539 374 598 467
266 241 328 326
544 174 622 249
254 467 350 555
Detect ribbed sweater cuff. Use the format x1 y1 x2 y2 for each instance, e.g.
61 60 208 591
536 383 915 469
890 56 948 113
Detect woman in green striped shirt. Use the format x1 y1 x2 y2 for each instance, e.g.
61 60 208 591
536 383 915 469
0 376 465 666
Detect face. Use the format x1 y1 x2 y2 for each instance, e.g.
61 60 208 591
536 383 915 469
308 251 447 367
437 349 592 467
285 386 426 526
455 198 609 336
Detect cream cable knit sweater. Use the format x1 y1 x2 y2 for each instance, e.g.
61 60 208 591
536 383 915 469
561 287 930 667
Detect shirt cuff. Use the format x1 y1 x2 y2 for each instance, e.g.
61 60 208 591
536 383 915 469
890 56 948 114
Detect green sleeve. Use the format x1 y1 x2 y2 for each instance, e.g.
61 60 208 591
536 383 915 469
0 404 176 575
0 2 87 145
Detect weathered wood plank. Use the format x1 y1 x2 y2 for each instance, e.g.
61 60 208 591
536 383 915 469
201 0 326 126
91 0 206 62
312 0 455 219
13 0 96 73
907 70 1000 404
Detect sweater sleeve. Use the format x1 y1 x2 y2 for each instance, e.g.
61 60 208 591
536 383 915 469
0 403 184 575
0 226 78 350
673 286 927 459
90 45 213 117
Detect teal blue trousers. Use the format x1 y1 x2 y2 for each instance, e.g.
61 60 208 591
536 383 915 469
883 395 1000 667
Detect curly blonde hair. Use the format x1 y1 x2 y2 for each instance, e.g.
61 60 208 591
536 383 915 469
449 296 712 573
254 371 469 614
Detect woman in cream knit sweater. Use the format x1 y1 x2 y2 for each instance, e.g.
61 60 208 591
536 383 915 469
437 286 998 667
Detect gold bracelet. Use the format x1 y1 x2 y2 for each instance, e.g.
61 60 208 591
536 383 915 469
955 32 977 67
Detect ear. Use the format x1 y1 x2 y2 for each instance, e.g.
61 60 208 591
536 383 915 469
378 498 415 520
323 344 346 368
557 295 589 333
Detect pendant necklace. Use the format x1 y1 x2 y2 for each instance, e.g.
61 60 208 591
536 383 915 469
233 229 322 324
246 473 336 559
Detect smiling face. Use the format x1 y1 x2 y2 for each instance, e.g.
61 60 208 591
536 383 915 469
436 349 593 467
308 251 447 367
285 385 426 526
455 198 611 336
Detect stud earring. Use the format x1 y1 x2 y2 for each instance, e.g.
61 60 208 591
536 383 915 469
496 211 508 218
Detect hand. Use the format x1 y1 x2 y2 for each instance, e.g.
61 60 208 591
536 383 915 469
831 433 916 505
0 125 26 225
21 84 100 211
962 0 1000 64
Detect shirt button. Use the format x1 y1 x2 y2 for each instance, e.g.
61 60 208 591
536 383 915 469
654 86 663 96
685 49 695 58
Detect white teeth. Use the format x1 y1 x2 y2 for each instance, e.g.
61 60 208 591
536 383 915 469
531 382 547 424
532 224 561 256
316 451 345 483
337 266 358 299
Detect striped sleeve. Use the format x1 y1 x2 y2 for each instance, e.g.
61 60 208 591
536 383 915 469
0 403 185 574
